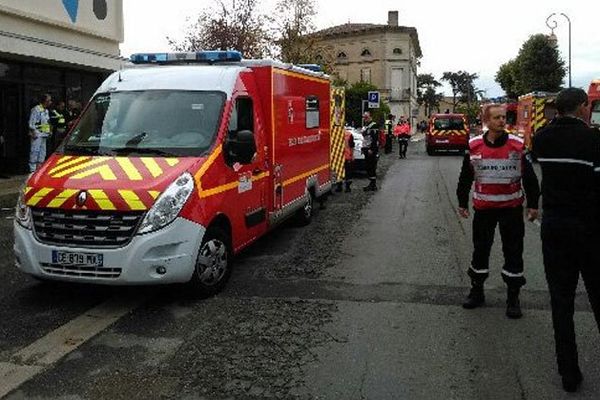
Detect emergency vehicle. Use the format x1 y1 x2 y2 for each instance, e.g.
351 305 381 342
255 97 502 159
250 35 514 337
425 113 469 155
516 92 557 149
13 51 335 296
587 79 600 128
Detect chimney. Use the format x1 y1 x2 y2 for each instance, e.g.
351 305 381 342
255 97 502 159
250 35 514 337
388 11 399 27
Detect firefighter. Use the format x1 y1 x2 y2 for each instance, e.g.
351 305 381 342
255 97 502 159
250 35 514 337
361 112 379 191
456 104 539 319
532 88 600 392
396 117 411 159
28 94 52 172
49 100 67 151
384 114 394 154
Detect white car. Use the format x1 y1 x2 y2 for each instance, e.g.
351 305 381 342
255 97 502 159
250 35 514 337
345 126 366 170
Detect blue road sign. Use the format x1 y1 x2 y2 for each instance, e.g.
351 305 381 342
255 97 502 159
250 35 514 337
368 91 380 108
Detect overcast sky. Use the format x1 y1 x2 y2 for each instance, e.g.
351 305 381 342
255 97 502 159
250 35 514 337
120 0 600 97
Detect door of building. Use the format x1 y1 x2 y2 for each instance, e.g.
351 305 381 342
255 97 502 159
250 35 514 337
0 83 23 175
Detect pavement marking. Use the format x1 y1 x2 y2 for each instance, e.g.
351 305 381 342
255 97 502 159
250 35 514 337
0 295 145 398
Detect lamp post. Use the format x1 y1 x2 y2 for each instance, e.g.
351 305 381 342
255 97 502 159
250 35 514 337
546 12 571 87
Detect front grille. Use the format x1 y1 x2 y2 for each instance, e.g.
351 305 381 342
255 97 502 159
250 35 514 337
40 263 122 279
32 208 144 247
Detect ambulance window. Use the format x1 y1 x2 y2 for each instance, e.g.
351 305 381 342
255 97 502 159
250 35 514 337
228 97 254 133
306 96 319 129
591 101 600 126
524 106 529 119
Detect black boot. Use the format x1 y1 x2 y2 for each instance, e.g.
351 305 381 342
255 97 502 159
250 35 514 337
363 179 377 192
462 284 485 309
345 181 352 193
506 288 523 319
335 182 343 192
562 369 583 392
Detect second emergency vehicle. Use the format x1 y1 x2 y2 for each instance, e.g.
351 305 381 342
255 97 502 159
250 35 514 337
425 113 469 155
516 92 557 149
14 51 334 295
587 79 600 128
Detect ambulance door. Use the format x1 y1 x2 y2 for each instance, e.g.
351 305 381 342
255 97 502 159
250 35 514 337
226 94 268 241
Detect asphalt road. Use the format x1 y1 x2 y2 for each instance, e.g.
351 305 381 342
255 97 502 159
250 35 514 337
0 142 599 399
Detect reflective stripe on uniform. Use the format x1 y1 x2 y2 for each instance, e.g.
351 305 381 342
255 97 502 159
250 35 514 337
470 266 489 274
473 190 523 202
501 269 524 278
537 158 594 167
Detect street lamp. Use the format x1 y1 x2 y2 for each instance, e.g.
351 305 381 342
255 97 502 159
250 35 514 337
546 12 571 87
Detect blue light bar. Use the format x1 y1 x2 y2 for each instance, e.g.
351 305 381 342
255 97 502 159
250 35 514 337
298 64 322 72
130 51 243 64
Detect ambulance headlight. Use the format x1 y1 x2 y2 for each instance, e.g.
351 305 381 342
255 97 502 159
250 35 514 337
138 172 194 234
15 187 32 230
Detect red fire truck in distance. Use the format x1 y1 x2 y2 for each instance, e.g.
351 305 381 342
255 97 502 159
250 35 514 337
587 79 600 128
13 51 333 296
425 113 469 155
516 91 557 149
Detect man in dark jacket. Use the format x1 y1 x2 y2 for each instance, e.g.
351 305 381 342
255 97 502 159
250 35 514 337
361 112 380 191
532 87 600 393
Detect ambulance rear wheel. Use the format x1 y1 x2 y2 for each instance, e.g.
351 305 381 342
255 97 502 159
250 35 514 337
295 191 313 226
189 227 232 297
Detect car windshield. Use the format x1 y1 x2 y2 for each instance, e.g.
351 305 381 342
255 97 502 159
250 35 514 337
434 117 464 130
62 90 226 157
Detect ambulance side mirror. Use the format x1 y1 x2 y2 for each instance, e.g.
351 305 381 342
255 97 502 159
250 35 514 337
225 130 256 165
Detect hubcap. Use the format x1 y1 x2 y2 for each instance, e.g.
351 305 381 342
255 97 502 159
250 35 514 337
196 238 228 286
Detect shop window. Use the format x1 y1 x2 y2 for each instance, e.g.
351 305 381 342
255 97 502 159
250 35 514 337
306 96 319 128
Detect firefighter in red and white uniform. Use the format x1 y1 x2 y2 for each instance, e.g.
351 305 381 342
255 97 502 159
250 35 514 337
456 104 540 318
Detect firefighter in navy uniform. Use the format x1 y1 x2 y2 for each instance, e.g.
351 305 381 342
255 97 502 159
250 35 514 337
384 114 394 154
532 88 600 393
457 104 540 319
361 112 380 191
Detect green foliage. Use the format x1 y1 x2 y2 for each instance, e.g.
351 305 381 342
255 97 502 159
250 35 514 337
345 81 390 127
442 71 480 111
495 34 566 97
417 74 443 117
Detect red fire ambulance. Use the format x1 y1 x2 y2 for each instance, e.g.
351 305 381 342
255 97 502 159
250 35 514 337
425 113 469 155
516 92 557 149
587 79 600 128
13 51 333 295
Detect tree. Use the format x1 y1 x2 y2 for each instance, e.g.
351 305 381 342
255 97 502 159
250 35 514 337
495 60 519 99
345 81 390 127
417 74 442 117
513 34 565 94
275 0 317 64
167 0 272 58
495 34 565 97
442 71 480 112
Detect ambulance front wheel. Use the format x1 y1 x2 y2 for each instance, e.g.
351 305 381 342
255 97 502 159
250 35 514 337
189 226 233 297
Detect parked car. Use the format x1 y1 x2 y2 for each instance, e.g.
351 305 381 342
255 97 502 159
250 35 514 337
345 126 366 170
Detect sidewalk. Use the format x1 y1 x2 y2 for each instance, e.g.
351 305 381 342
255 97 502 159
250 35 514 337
0 175 28 208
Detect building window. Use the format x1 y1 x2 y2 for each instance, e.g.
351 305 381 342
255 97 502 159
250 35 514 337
315 54 323 62
360 48 372 57
337 51 347 59
305 96 319 129
360 68 371 83
393 48 402 55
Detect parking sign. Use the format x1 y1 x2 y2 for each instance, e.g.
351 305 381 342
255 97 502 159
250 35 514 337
368 91 380 108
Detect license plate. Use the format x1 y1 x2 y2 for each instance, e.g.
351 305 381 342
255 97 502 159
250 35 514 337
436 139 450 143
51 251 103 267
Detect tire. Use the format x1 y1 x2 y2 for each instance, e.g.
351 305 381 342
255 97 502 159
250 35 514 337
188 226 233 297
295 190 313 226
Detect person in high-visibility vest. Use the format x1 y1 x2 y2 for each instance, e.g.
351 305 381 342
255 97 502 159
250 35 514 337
396 117 411 158
28 94 52 172
335 129 355 192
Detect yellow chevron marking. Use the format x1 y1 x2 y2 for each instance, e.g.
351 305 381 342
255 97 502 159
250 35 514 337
116 158 143 180
24 187 33 195
56 156 74 165
51 157 110 178
71 164 117 181
118 190 147 210
26 188 53 206
88 190 116 210
47 189 78 208
148 191 160 200
165 158 180 167
283 164 329 187
49 156 92 175
141 158 163 178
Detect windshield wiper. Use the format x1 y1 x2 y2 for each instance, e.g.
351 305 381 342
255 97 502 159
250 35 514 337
125 131 147 147
110 147 177 157
63 144 101 155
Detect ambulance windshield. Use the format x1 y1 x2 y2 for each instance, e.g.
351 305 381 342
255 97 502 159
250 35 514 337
63 90 226 156
591 101 600 127
434 117 464 130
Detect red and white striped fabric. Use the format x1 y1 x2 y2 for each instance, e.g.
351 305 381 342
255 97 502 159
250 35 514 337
469 134 525 210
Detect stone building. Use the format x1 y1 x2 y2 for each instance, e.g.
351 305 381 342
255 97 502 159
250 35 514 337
0 0 124 173
312 11 421 125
